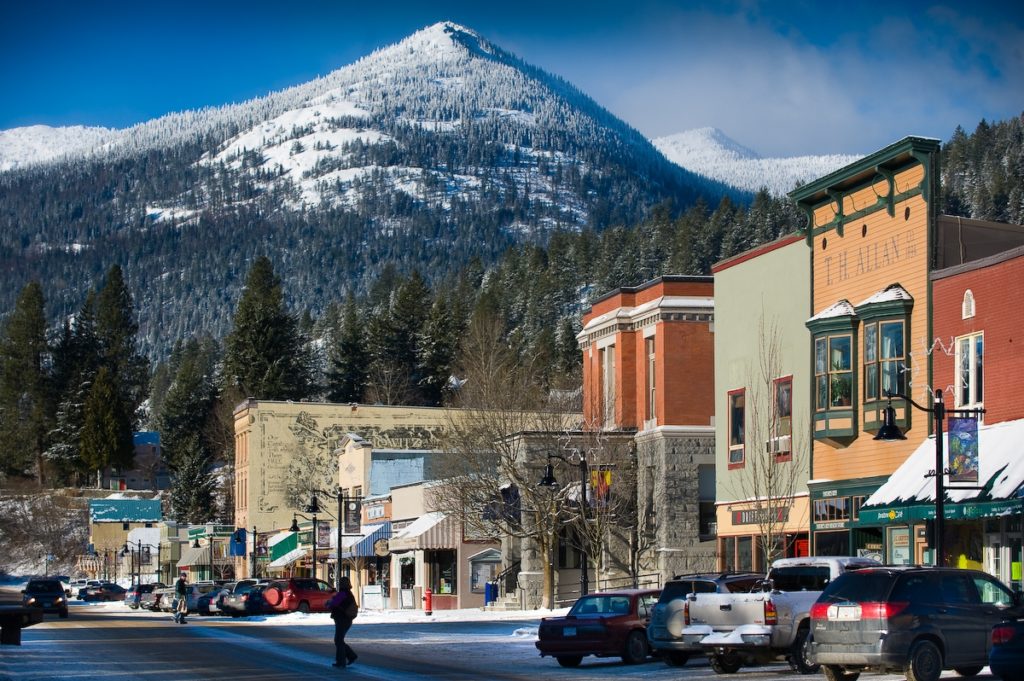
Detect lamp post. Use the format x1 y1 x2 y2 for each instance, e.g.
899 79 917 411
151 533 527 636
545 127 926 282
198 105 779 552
313 487 351 591
291 495 321 580
252 526 259 579
538 451 590 597
874 389 985 567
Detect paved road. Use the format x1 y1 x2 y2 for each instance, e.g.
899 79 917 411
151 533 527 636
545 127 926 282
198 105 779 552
0 600 1007 681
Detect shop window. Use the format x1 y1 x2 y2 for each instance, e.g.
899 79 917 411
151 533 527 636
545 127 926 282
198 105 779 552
814 530 850 556
956 332 984 409
428 551 457 595
737 536 753 571
728 389 745 467
813 497 850 522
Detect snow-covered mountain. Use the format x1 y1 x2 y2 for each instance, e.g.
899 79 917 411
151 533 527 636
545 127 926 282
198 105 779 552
0 22 731 357
653 127 860 197
0 125 118 171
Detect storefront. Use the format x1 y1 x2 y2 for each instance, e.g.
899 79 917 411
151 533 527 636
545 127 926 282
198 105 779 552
807 477 887 560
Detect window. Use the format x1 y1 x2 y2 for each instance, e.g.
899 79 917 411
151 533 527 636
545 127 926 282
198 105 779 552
813 497 851 522
600 344 616 425
956 332 983 409
863 320 905 401
728 389 745 466
816 335 852 410
470 560 500 593
645 337 656 421
772 377 793 460
962 289 975 319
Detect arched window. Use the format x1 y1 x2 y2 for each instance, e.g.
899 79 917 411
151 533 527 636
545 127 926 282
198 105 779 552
961 290 975 320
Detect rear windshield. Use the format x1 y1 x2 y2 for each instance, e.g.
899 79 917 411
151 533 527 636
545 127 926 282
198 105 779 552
569 595 632 617
769 566 832 591
818 571 895 603
27 580 62 592
659 580 717 602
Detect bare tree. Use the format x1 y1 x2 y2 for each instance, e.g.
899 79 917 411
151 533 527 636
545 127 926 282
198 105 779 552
430 312 577 608
724 315 808 567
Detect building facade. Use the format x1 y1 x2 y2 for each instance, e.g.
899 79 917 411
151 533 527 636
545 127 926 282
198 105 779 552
711 234 812 571
578 275 717 577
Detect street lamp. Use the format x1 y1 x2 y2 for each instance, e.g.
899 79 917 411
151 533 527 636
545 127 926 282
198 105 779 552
874 389 985 567
291 494 321 580
538 451 590 597
313 487 358 591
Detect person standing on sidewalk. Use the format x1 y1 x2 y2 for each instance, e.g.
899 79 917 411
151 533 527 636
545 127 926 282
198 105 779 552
173 572 189 624
326 576 358 668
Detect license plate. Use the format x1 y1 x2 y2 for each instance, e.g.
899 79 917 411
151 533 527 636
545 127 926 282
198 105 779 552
563 626 576 637
828 605 859 621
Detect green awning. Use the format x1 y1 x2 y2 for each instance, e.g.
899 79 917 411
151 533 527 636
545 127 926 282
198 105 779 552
269 532 297 561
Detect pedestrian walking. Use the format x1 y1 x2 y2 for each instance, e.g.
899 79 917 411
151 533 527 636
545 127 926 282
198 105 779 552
326 576 358 668
173 572 189 624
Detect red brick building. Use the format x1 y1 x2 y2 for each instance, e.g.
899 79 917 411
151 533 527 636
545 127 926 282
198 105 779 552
579 275 717 576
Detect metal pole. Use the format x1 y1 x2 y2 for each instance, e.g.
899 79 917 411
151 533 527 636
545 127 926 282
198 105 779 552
252 526 258 579
580 457 589 597
312 512 317 581
933 389 946 568
337 493 343 591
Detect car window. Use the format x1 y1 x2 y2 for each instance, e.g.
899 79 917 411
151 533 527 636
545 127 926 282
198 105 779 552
940 574 975 604
316 580 333 591
891 573 936 602
639 594 658 616
819 571 895 602
725 578 761 592
770 566 832 591
27 580 62 592
974 575 1014 607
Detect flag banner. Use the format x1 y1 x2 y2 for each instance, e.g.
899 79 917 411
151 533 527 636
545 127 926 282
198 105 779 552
590 467 612 507
344 499 362 534
230 529 247 556
316 521 332 549
948 416 979 484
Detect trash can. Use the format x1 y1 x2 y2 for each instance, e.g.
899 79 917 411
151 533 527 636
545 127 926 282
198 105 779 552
484 582 496 605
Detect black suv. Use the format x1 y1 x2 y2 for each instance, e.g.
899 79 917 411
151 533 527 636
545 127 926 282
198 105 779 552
647 572 763 666
22 578 69 618
809 566 1023 681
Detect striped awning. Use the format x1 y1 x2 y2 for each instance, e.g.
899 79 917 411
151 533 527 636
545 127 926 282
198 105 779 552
267 547 307 569
176 546 210 568
342 522 392 559
389 513 454 552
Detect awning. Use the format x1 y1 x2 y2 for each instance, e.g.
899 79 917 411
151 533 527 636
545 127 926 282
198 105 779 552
269 532 298 561
176 546 210 568
342 522 391 559
267 547 307 569
858 418 1024 524
389 512 454 552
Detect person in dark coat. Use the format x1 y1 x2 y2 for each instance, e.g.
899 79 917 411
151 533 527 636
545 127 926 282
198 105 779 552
327 576 359 668
173 572 189 624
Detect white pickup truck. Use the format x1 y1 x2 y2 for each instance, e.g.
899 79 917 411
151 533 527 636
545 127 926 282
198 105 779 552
679 556 880 674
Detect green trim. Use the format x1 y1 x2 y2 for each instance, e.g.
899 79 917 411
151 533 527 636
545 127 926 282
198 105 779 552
808 187 923 238
854 498 1022 527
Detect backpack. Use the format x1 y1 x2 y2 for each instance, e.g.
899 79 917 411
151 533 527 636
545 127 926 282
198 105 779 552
344 596 358 619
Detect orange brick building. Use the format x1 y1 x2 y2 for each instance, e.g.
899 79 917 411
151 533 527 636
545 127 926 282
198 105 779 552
579 275 717 575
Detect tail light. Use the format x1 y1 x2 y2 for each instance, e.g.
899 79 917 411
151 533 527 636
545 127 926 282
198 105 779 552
764 598 778 625
810 602 830 620
993 625 1016 645
684 599 690 626
860 602 909 619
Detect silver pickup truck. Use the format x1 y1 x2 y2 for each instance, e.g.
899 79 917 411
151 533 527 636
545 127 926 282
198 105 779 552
679 556 880 674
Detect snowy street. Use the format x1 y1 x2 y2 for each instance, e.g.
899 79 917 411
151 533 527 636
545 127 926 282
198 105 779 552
0 600 1003 681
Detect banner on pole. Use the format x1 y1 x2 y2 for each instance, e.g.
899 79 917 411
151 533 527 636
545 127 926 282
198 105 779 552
344 499 362 534
948 417 979 484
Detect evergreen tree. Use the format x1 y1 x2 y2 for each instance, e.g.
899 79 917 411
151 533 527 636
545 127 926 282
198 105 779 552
418 295 461 406
0 282 52 482
325 294 369 403
223 256 313 400
80 366 134 484
158 337 219 470
366 271 431 404
168 433 218 524
95 265 150 418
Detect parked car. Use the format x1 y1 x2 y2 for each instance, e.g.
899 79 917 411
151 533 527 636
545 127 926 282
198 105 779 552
138 585 166 611
262 578 336 613
77 580 104 599
991 619 1024 681
153 587 176 612
809 566 1023 681
180 582 219 612
81 582 127 602
197 582 234 615
22 578 69 618
680 556 879 674
221 582 271 617
125 583 164 609
536 589 661 667
648 572 763 666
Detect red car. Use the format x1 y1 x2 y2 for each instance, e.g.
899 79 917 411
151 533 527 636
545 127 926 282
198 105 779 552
536 589 661 667
262 578 336 613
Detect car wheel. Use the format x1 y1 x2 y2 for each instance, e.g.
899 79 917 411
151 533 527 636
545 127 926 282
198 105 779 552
823 665 861 681
298 601 311 614
556 656 583 668
789 626 820 674
906 640 943 681
710 653 742 674
665 652 690 666
953 666 984 677
621 630 649 664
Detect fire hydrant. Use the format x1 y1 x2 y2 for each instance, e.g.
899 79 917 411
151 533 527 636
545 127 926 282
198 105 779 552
423 587 433 615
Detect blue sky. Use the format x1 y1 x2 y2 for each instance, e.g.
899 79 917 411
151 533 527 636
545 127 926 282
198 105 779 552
2 0 1022 156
